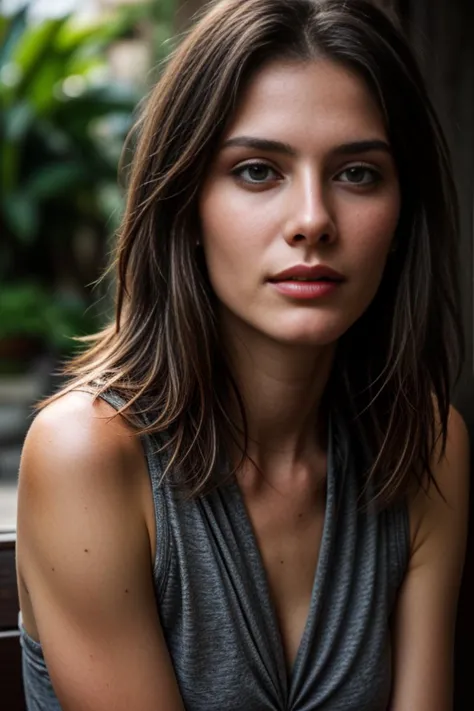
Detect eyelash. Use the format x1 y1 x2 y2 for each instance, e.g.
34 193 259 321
231 161 382 187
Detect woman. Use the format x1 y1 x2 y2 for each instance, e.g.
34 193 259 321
16 0 469 709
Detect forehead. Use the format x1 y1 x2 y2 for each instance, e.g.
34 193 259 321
223 58 387 146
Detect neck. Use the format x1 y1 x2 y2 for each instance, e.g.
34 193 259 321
223 320 335 476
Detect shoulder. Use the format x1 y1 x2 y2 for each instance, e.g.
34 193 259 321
436 405 470 508
388 406 469 709
409 404 470 571
17 390 151 580
20 390 145 493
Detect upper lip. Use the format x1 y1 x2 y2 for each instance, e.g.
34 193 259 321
269 264 346 282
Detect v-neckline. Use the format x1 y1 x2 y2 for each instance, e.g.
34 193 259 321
228 415 337 700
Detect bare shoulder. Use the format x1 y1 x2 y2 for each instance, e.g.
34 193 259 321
439 405 470 509
409 404 470 557
21 390 143 484
433 404 470 496
17 389 151 595
389 405 470 711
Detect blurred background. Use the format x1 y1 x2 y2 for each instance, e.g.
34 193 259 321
0 0 180 527
0 0 473 706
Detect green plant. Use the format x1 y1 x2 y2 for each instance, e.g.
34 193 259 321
0 5 149 356
1 7 142 265
0 282 96 351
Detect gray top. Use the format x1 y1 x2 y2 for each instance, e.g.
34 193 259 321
20 390 410 710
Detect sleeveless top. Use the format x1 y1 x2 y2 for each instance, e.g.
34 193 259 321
20 390 410 711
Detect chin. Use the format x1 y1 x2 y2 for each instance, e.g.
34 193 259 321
266 328 341 349
267 316 349 348
286 334 339 348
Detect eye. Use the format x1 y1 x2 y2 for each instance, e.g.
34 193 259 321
336 165 381 186
232 162 280 184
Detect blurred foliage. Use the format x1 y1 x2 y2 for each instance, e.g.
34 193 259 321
0 282 95 351
0 1 176 366
150 0 177 65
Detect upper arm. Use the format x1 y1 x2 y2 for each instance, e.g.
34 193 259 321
390 405 470 711
16 392 184 711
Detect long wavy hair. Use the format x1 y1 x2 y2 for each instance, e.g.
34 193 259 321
40 0 463 507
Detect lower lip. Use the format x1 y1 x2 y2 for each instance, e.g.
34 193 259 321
270 280 341 299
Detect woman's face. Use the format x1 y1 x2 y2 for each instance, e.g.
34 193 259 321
199 58 400 348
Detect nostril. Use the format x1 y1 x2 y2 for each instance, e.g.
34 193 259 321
291 232 333 244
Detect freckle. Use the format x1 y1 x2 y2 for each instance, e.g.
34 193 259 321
51 568 55 572
125 589 129 593
298 513 303 518
280 560 284 564
84 549 89 553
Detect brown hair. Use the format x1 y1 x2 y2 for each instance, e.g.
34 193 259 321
40 0 464 506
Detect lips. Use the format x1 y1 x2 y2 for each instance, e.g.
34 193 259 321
268 264 346 283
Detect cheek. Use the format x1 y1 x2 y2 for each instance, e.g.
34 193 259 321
199 185 271 295
201 183 272 248
345 195 400 273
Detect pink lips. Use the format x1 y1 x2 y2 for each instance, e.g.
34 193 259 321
268 264 345 300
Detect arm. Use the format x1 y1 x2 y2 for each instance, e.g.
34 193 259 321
16 392 185 711
389 405 470 711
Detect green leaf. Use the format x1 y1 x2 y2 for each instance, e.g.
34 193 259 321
51 89 137 141
151 0 176 24
28 56 66 113
1 193 39 243
12 17 68 99
1 140 20 191
26 163 85 199
0 283 50 339
65 55 104 80
3 101 34 141
55 16 131 54
0 9 27 67
0 283 97 348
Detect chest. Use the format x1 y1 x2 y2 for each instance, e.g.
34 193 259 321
158 471 404 711
238 478 327 672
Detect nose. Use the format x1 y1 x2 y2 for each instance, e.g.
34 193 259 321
283 172 337 247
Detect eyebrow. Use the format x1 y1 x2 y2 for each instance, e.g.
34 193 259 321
221 136 392 157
